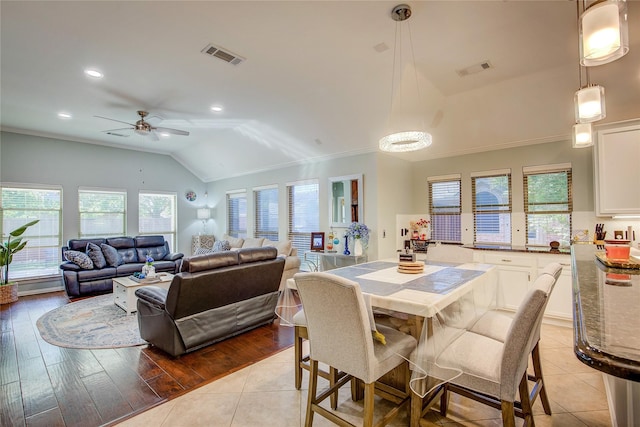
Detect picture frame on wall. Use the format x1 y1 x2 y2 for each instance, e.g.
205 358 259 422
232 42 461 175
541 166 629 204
310 232 325 252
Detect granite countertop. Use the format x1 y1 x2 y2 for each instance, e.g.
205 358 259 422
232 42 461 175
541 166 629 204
463 244 571 255
572 244 640 382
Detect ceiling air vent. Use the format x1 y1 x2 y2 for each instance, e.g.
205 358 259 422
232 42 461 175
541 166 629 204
456 60 493 77
201 43 245 66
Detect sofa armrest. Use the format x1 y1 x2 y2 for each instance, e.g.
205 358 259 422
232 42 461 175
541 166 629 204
59 261 81 272
135 286 168 310
165 252 184 261
290 248 298 257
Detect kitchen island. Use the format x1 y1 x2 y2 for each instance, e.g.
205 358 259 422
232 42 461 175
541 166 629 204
572 244 640 427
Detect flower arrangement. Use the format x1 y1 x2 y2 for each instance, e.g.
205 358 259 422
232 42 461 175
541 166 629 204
346 222 370 246
410 218 430 231
145 255 154 266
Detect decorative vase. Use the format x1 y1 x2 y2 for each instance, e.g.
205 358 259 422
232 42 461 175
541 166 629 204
419 228 430 240
343 236 350 255
141 264 156 278
353 238 363 256
412 230 419 239
0 283 19 304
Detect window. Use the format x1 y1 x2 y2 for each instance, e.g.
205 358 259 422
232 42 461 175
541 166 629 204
428 175 461 243
79 188 126 238
1 184 62 280
227 191 247 238
524 164 572 247
287 180 319 255
472 170 512 244
139 192 177 250
254 186 279 241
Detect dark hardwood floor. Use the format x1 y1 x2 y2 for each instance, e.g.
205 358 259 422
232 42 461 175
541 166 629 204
0 291 294 427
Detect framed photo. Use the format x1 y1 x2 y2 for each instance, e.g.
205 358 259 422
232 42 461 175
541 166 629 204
310 232 325 251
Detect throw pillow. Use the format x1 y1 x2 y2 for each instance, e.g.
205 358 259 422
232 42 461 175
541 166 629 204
263 239 292 256
64 250 94 269
100 243 123 267
223 234 244 249
213 240 231 252
86 242 107 269
242 237 265 248
194 247 214 255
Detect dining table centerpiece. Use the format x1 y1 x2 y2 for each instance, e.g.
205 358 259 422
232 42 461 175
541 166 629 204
346 222 370 256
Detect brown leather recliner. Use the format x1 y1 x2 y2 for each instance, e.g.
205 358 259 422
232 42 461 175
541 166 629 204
135 247 284 357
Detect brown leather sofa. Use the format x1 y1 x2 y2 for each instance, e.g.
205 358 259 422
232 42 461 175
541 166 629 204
135 247 285 357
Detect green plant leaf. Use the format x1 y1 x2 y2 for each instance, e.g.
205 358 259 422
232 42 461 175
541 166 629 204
8 219 39 237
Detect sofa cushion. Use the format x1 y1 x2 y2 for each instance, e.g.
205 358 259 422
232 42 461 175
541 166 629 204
105 237 139 263
242 237 265 248
181 251 239 273
67 238 106 252
238 247 277 264
263 239 293 256
223 234 244 249
100 243 123 267
213 240 231 252
137 245 168 264
64 250 94 269
86 242 107 269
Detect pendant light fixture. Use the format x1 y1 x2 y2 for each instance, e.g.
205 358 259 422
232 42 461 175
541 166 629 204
574 70 606 123
379 4 432 153
572 122 593 148
579 0 629 67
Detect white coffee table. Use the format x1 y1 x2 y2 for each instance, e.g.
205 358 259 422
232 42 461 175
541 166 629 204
113 273 174 314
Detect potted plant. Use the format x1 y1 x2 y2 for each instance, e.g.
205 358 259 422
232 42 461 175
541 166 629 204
0 219 39 304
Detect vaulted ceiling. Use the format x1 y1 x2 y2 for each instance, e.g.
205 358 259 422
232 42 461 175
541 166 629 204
2 1 639 182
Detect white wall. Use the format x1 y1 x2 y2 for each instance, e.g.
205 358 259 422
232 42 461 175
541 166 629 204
0 131 206 256
206 153 380 257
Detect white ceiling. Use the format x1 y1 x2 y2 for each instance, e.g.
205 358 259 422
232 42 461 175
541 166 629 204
2 1 639 182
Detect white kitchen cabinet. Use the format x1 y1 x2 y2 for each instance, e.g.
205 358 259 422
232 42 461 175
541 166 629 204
595 124 640 216
483 253 535 311
536 255 572 320
474 251 572 320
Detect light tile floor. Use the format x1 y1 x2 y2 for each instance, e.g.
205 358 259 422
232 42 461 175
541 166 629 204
116 323 612 427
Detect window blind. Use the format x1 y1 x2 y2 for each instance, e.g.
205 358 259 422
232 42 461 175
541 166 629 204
139 192 177 250
227 191 247 238
429 178 462 243
1 185 62 279
524 167 572 247
78 188 126 238
254 186 279 241
287 180 319 255
472 173 512 244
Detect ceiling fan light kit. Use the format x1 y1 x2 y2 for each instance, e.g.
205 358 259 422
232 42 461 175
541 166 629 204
97 110 190 140
379 4 432 153
579 0 629 67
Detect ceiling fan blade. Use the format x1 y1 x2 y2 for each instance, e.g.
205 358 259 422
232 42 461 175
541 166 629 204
146 115 164 125
94 115 135 127
149 131 160 142
101 128 132 137
154 126 189 136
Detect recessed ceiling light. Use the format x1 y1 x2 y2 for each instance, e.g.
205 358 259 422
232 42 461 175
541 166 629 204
211 106 223 112
57 112 72 119
84 68 103 79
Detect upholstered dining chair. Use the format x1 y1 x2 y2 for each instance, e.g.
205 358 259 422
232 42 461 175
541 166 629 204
465 262 562 416
294 272 417 427
410 272 558 427
293 309 342 409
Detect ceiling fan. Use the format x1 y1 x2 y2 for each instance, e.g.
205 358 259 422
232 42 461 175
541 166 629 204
95 110 190 141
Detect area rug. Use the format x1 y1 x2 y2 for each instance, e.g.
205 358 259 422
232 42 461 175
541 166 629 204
36 294 147 349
